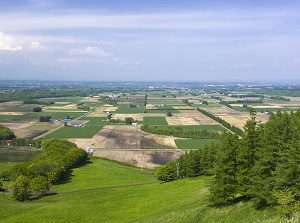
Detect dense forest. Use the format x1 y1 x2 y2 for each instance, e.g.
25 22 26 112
157 108 300 218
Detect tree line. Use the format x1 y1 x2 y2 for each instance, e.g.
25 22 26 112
156 108 300 217
0 89 96 103
23 99 54 105
1 138 88 201
196 108 243 136
141 124 220 139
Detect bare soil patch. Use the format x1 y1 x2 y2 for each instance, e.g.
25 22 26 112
0 112 25 115
0 121 55 138
93 149 183 169
173 106 194 110
67 125 181 169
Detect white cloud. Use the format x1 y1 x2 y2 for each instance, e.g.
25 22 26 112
30 41 41 48
232 63 255 69
68 47 113 57
290 57 300 64
0 32 23 51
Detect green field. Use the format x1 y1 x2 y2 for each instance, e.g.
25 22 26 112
147 100 185 105
175 139 220 149
0 115 16 121
0 147 43 162
143 117 168 125
41 111 86 120
46 117 106 138
1 106 38 112
0 157 277 223
37 96 83 104
116 104 145 114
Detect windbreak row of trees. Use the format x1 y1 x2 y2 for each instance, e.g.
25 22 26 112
157 108 300 217
23 99 54 105
0 138 42 147
1 138 88 201
196 108 243 136
141 124 220 139
0 89 96 103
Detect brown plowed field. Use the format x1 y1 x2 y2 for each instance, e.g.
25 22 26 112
67 125 181 169
93 149 183 169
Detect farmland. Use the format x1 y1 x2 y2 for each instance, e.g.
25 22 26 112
1 81 300 168
1 81 300 223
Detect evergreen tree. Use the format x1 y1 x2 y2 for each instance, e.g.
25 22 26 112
209 132 240 204
237 108 262 196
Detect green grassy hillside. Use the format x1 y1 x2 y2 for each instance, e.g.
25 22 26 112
0 157 278 223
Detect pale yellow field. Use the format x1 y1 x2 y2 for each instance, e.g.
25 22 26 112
166 110 219 125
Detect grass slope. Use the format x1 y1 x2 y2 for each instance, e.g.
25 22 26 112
0 158 277 223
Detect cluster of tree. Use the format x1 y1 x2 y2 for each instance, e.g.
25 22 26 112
0 124 15 140
166 111 172 117
211 96 221 100
109 119 124 123
99 96 118 106
125 117 136 124
157 109 300 217
141 124 220 139
156 143 217 181
76 103 90 111
230 94 264 98
130 104 140 108
32 107 42 112
196 108 243 136
39 116 52 122
23 99 54 105
0 89 94 103
270 96 290 101
219 101 232 108
2 138 88 201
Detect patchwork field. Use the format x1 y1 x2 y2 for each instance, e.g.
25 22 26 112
2 92 285 168
166 109 219 125
203 106 270 129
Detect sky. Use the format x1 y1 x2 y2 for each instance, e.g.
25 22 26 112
0 0 300 82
